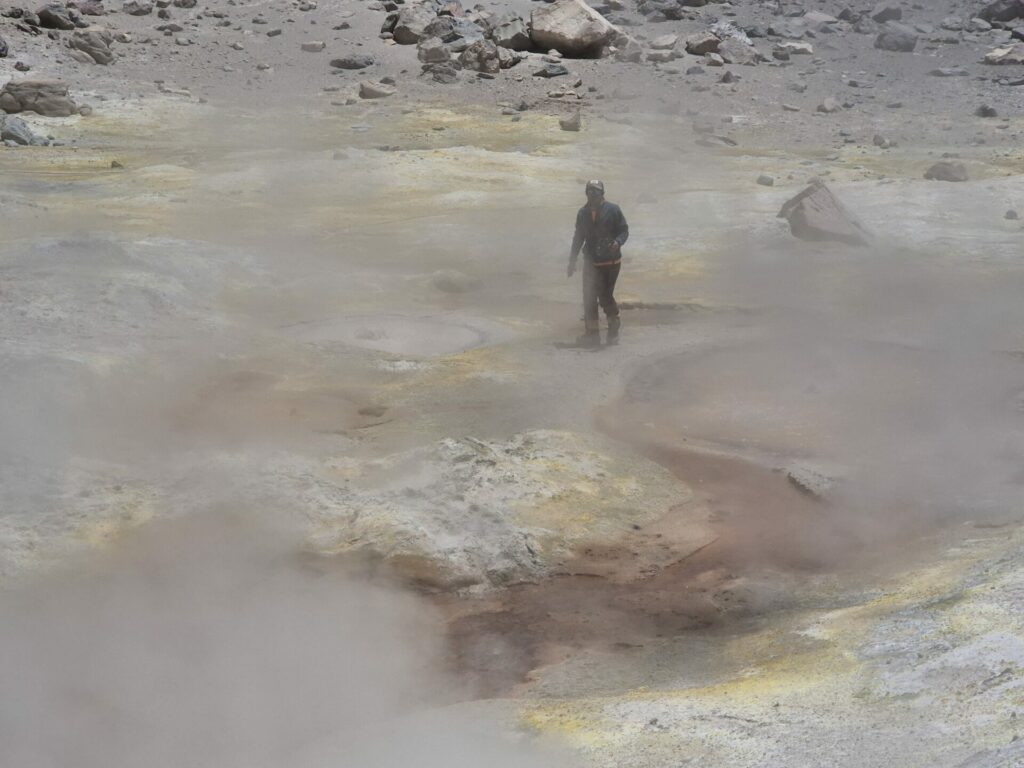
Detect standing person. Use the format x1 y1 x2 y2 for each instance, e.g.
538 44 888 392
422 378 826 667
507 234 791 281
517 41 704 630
567 180 629 346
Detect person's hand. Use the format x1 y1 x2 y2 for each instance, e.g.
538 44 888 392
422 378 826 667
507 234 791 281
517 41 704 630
609 241 621 253
567 261 576 278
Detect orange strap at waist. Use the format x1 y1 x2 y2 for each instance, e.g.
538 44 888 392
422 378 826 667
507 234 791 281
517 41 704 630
591 259 621 267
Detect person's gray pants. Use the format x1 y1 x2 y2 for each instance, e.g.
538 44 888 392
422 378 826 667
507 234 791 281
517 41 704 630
583 260 621 333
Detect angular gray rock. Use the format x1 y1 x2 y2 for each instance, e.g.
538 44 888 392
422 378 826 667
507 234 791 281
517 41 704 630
529 0 616 57
718 37 760 64
0 36 8 58
417 37 450 63
875 23 917 52
121 0 152 14
69 29 115 64
978 0 1024 23
684 31 719 55
37 3 75 29
778 180 872 246
458 39 499 73
70 0 105 13
491 14 530 51
0 79 77 116
392 3 435 45
924 161 968 182
496 45 522 69
870 3 902 23
0 114 44 145
330 54 374 69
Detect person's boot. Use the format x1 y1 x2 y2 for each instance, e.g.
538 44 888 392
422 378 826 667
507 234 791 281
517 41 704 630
606 315 621 344
576 330 601 347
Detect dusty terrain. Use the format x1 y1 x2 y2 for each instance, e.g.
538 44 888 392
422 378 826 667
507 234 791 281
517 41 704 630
2 0 1024 765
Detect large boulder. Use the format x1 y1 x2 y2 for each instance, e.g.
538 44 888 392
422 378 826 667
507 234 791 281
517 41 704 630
978 0 1024 22
491 13 530 51
37 3 75 29
529 0 616 57
778 180 872 246
0 79 77 117
874 22 917 52
392 3 436 44
417 36 450 63
68 28 115 64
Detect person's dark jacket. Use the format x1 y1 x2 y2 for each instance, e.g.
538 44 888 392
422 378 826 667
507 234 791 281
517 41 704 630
570 201 629 264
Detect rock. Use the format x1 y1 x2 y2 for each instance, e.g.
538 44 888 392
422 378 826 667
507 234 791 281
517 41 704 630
929 67 969 77
924 161 968 182
0 36 8 58
873 133 895 148
875 23 917 52
703 52 724 66
984 42 1024 64
0 78 77 116
870 2 902 23
393 3 436 44
940 16 964 31
976 104 998 117
68 29 115 64
496 45 522 69
778 179 872 246
330 54 374 69
684 31 719 55
776 40 812 55
0 114 43 145
650 33 676 50
817 96 840 113
458 39 499 73
71 0 105 15
422 62 459 82
358 80 395 98
266 28 282 37
37 3 75 29
121 0 152 14
1006 209 1019 220
718 38 760 65
533 62 569 77
305 431 710 590
301 40 326 52
786 463 839 499
491 14 530 51
417 37 450 63
756 174 774 186
559 110 581 131
978 0 1024 23
529 0 616 57
443 19 485 52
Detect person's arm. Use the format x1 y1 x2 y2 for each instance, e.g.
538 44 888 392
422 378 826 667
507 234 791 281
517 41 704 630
568 210 585 276
613 206 629 248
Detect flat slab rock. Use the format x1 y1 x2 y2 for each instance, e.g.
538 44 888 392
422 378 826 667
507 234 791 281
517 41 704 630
778 180 872 246
0 78 77 116
304 430 713 590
